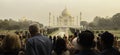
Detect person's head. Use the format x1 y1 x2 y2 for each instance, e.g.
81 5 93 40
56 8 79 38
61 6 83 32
63 36 67 40
54 38 67 55
15 31 20 35
99 31 114 48
2 33 21 52
29 24 40 36
53 36 56 40
49 36 52 40
57 36 61 39
74 32 78 37
49 36 52 39
77 30 94 49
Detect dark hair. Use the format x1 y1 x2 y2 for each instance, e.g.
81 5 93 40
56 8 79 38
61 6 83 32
54 38 67 55
49 36 52 41
49 36 52 39
53 36 56 40
100 31 114 47
2 33 21 52
77 30 94 48
29 24 40 35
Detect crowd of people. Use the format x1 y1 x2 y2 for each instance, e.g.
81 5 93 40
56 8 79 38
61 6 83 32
0 23 120 55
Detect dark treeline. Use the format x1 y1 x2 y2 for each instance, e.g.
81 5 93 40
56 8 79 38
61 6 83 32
47 28 59 34
89 13 120 30
81 13 120 30
69 28 79 34
0 19 43 30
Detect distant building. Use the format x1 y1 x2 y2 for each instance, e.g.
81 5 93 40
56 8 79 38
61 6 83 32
49 8 82 28
57 8 74 27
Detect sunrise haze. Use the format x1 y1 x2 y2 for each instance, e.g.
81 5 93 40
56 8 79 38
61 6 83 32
0 0 120 26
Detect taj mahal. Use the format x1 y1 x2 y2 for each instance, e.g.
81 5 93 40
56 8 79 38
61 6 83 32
49 8 82 28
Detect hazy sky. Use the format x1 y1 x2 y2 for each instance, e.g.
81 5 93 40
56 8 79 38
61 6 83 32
0 0 120 26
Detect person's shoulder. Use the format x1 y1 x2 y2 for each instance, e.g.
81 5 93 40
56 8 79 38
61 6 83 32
42 35 49 39
38 35 50 41
37 35 52 44
27 35 40 44
75 51 99 55
100 47 120 55
27 35 52 45
111 47 120 55
27 37 35 42
75 52 82 55
27 35 45 41
3 52 18 55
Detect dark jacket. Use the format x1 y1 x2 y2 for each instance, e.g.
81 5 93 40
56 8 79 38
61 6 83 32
26 34 52 55
76 50 98 55
0 51 19 55
100 47 120 55
3 52 18 55
0 48 19 55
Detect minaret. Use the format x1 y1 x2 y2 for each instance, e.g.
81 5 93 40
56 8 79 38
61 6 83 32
49 12 51 27
77 16 78 26
53 15 55 26
57 17 59 26
80 12 82 26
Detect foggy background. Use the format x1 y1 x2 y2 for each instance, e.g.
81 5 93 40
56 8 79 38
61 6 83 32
0 0 120 26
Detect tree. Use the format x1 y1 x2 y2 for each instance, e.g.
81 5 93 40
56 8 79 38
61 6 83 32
88 16 114 29
88 22 95 27
80 21 88 29
112 13 120 27
0 19 43 30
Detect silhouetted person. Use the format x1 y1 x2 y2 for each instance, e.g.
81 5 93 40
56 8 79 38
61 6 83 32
53 36 57 50
96 36 102 52
26 24 52 55
76 30 98 55
99 31 120 55
74 32 78 37
53 38 70 55
49 36 52 41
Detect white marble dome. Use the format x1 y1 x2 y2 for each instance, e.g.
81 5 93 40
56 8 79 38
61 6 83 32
62 8 71 16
